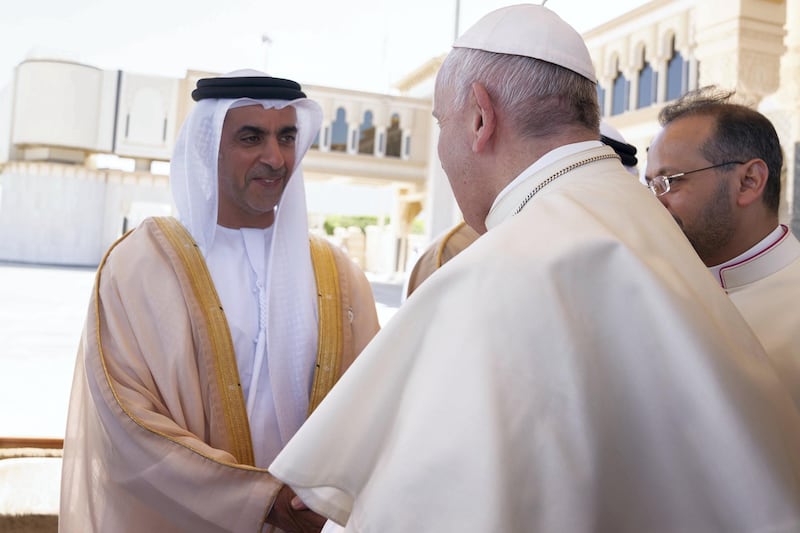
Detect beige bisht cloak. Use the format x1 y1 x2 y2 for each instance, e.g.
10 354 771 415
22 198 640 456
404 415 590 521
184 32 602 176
405 221 479 298
59 217 379 532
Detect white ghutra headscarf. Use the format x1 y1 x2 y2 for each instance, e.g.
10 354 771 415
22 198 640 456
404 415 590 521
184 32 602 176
169 69 324 463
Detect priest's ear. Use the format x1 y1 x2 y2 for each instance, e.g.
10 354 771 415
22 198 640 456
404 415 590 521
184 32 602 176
736 158 769 208
470 82 496 153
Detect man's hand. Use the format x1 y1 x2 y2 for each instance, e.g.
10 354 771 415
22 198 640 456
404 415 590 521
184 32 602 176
266 484 326 533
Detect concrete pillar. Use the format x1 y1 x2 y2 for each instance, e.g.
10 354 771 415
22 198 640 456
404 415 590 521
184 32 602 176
373 125 387 157
319 123 331 152
785 0 800 236
401 131 411 160
625 68 638 112
347 123 358 155
759 0 800 235
657 62 667 103
688 57 699 92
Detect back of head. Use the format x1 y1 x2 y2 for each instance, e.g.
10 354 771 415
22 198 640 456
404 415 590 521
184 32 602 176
438 3 600 139
658 86 783 213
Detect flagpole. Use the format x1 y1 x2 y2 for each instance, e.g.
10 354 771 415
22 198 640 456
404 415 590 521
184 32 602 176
453 0 461 42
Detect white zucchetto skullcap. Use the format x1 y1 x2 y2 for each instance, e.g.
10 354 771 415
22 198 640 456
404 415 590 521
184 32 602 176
453 3 596 83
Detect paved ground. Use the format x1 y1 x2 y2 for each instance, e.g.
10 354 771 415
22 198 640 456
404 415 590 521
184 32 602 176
0 261 401 439
0 262 95 530
0 263 95 439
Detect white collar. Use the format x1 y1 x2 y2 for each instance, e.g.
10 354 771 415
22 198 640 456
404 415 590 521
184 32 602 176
490 141 602 215
709 225 799 289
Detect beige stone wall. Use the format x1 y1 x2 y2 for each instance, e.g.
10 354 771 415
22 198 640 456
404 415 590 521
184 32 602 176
585 0 798 225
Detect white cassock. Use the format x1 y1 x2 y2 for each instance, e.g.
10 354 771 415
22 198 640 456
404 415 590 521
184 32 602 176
710 224 800 409
271 142 800 532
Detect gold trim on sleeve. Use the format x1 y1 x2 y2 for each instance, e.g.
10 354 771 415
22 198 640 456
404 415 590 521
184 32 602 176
307 234 344 415
155 217 255 466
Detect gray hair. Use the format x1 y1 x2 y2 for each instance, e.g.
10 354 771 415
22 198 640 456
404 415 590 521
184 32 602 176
437 47 600 138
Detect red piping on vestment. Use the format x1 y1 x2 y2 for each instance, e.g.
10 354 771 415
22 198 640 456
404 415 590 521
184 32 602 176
717 225 788 288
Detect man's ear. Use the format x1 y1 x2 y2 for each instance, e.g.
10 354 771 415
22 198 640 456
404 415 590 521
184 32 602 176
470 82 496 153
736 158 769 208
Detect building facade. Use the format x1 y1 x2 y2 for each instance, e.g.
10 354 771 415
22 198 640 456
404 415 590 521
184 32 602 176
0 61 431 272
585 0 800 232
1 0 798 272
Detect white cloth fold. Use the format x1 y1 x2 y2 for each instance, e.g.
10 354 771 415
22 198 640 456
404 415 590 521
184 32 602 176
270 147 800 532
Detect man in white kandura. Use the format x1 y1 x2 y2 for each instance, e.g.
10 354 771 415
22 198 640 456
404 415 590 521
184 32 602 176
60 70 379 532
269 5 800 532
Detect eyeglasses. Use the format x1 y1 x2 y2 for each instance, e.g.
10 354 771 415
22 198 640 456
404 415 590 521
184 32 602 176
645 161 745 196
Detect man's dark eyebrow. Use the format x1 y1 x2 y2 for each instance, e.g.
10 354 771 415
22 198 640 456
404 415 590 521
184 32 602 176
235 124 298 136
236 125 266 136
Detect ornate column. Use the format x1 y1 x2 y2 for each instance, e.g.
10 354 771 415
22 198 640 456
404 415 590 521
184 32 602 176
346 123 359 155
624 67 638 112
373 125 387 157
398 109 414 160
657 64 668 103
758 0 800 233
367 105 389 157
782 0 800 235
318 123 331 152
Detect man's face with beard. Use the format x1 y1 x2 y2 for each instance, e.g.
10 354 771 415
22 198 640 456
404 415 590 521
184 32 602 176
645 114 740 266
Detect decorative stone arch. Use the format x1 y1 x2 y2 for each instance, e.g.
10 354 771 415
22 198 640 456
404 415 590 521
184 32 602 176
602 50 624 81
369 104 391 157
607 53 630 116
330 106 348 152
632 40 656 109
630 40 648 72
658 28 679 61
662 31 688 101
312 96 335 151
385 113 402 158
358 109 376 155
598 51 622 116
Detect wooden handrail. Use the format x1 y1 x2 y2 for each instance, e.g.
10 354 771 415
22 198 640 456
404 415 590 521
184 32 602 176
0 437 64 449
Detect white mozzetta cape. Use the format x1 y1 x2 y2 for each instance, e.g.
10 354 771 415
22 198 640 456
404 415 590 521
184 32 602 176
271 145 800 532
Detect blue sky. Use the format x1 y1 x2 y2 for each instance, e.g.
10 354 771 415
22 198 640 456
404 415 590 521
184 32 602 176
0 0 649 93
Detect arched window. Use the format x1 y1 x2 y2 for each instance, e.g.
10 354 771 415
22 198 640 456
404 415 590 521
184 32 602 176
637 49 656 109
666 36 685 101
611 70 628 116
358 110 375 155
386 114 401 158
330 107 348 152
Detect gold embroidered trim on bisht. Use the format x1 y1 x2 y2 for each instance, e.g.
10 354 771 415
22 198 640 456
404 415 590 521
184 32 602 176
307 234 344 415
154 217 255 466
436 221 468 268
